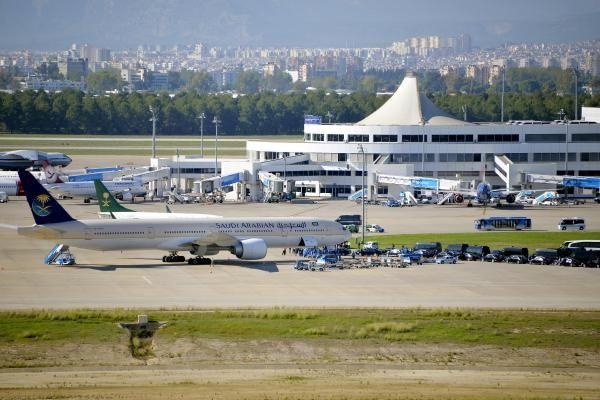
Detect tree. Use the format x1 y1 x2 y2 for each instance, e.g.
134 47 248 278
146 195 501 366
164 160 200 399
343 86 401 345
86 69 123 94
236 70 261 94
186 71 217 93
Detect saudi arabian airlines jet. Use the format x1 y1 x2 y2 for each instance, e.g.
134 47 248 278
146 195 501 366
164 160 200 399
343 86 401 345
16 171 350 264
93 180 220 220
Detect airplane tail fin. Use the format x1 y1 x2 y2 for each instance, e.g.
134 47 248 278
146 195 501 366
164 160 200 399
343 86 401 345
18 171 74 225
42 161 64 183
93 180 133 213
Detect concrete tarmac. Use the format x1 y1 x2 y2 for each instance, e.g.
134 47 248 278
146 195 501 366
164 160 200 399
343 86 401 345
0 196 599 310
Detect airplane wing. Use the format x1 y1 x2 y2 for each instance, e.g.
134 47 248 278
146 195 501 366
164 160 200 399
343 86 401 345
192 232 239 247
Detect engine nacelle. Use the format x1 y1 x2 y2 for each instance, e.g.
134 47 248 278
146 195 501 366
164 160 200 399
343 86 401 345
232 238 268 260
454 193 464 203
121 192 133 202
505 193 516 204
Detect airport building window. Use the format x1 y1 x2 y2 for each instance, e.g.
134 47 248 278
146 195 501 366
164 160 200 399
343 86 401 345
322 185 351 195
533 153 576 162
264 151 278 160
338 153 347 162
525 134 566 142
579 170 600 176
438 153 482 162
355 170 365 176
504 153 528 162
432 134 474 143
377 186 389 195
391 153 422 163
304 134 310 141
581 152 600 162
402 134 426 142
572 133 600 142
373 134 398 142
477 134 519 142
327 134 345 142
326 170 351 176
312 134 324 141
348 134 369 142
172 167 221 174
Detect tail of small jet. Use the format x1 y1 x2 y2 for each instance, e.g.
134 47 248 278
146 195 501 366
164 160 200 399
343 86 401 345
93 180 134 213
18 170 74 225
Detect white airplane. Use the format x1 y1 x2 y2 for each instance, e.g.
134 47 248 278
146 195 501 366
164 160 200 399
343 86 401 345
0 178 23 197
15 171 350 264
94 180 221 220
41 164 146 203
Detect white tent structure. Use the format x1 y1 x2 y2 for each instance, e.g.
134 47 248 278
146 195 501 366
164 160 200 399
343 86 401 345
356 73 470 126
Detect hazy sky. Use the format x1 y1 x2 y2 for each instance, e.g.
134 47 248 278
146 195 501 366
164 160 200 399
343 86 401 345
1 0 599 50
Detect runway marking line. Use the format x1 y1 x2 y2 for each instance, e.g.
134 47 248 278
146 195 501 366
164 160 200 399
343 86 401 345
142 276 153 285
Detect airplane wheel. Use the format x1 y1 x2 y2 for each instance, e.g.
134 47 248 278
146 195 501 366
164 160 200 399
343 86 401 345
162 256 167 262
177 255 185 262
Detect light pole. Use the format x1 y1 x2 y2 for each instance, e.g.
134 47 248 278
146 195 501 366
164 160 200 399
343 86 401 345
357 144 366 248
149 106 157 158
176 147 180 192
571 68 578 120
500 66 506 122
420 118 426 173
212 116 221 177
198 112 206 157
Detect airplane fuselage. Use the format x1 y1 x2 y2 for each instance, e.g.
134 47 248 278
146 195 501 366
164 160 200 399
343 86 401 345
18 217 350 254
45 181 146 199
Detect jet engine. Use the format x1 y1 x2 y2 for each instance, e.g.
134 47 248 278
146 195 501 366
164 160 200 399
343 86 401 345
453 193 464 203
505 193 516 204
231 238 268 260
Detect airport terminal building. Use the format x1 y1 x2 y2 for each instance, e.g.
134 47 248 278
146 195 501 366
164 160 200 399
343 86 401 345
154 74 600 201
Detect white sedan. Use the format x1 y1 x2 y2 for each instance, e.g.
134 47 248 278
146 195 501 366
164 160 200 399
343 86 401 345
435 253 458 264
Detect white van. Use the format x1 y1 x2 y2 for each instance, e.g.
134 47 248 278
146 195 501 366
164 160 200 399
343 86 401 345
557 218 586 231
561 240 600 251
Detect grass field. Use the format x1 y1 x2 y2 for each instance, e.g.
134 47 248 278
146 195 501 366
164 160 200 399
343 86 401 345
1 308 599 350
0 133 302 141
359 231 600 250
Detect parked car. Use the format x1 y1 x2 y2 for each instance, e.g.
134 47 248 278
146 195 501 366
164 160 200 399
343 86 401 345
413 242 442 258
435 253 458 264
366 224 385 233
484 250 505 262
384 198 400 207
402 252 423 265
315 254 339 265
506 254 529 264
557 217 586 231
294 260 310 270
360 247 381 256
503 246 529 258
464 245 491 261
529 249 559 265
446 243 469 260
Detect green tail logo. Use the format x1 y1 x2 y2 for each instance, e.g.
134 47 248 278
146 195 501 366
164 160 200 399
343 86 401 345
93 180 134 213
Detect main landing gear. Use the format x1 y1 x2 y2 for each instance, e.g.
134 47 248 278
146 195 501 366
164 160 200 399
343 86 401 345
187 257 211 265
162 252 186 263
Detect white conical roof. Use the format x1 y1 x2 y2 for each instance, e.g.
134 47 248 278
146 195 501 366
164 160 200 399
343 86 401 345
356 74 470 126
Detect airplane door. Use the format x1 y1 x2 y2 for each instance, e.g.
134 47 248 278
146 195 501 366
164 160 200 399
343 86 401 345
84 228 93 240
146 227 155 239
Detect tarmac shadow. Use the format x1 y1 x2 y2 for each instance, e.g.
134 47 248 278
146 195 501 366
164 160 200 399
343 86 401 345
69 263 174 271
217 260 279 272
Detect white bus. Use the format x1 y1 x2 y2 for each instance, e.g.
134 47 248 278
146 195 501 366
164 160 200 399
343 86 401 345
561 240 600 251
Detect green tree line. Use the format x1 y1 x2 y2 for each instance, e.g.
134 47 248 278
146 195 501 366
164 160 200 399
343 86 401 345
0 90 386 134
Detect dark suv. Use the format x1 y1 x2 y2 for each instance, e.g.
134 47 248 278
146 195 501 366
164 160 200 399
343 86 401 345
464 245 491 261
413 242 442 258
446 243 469 260
529 249 559 265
